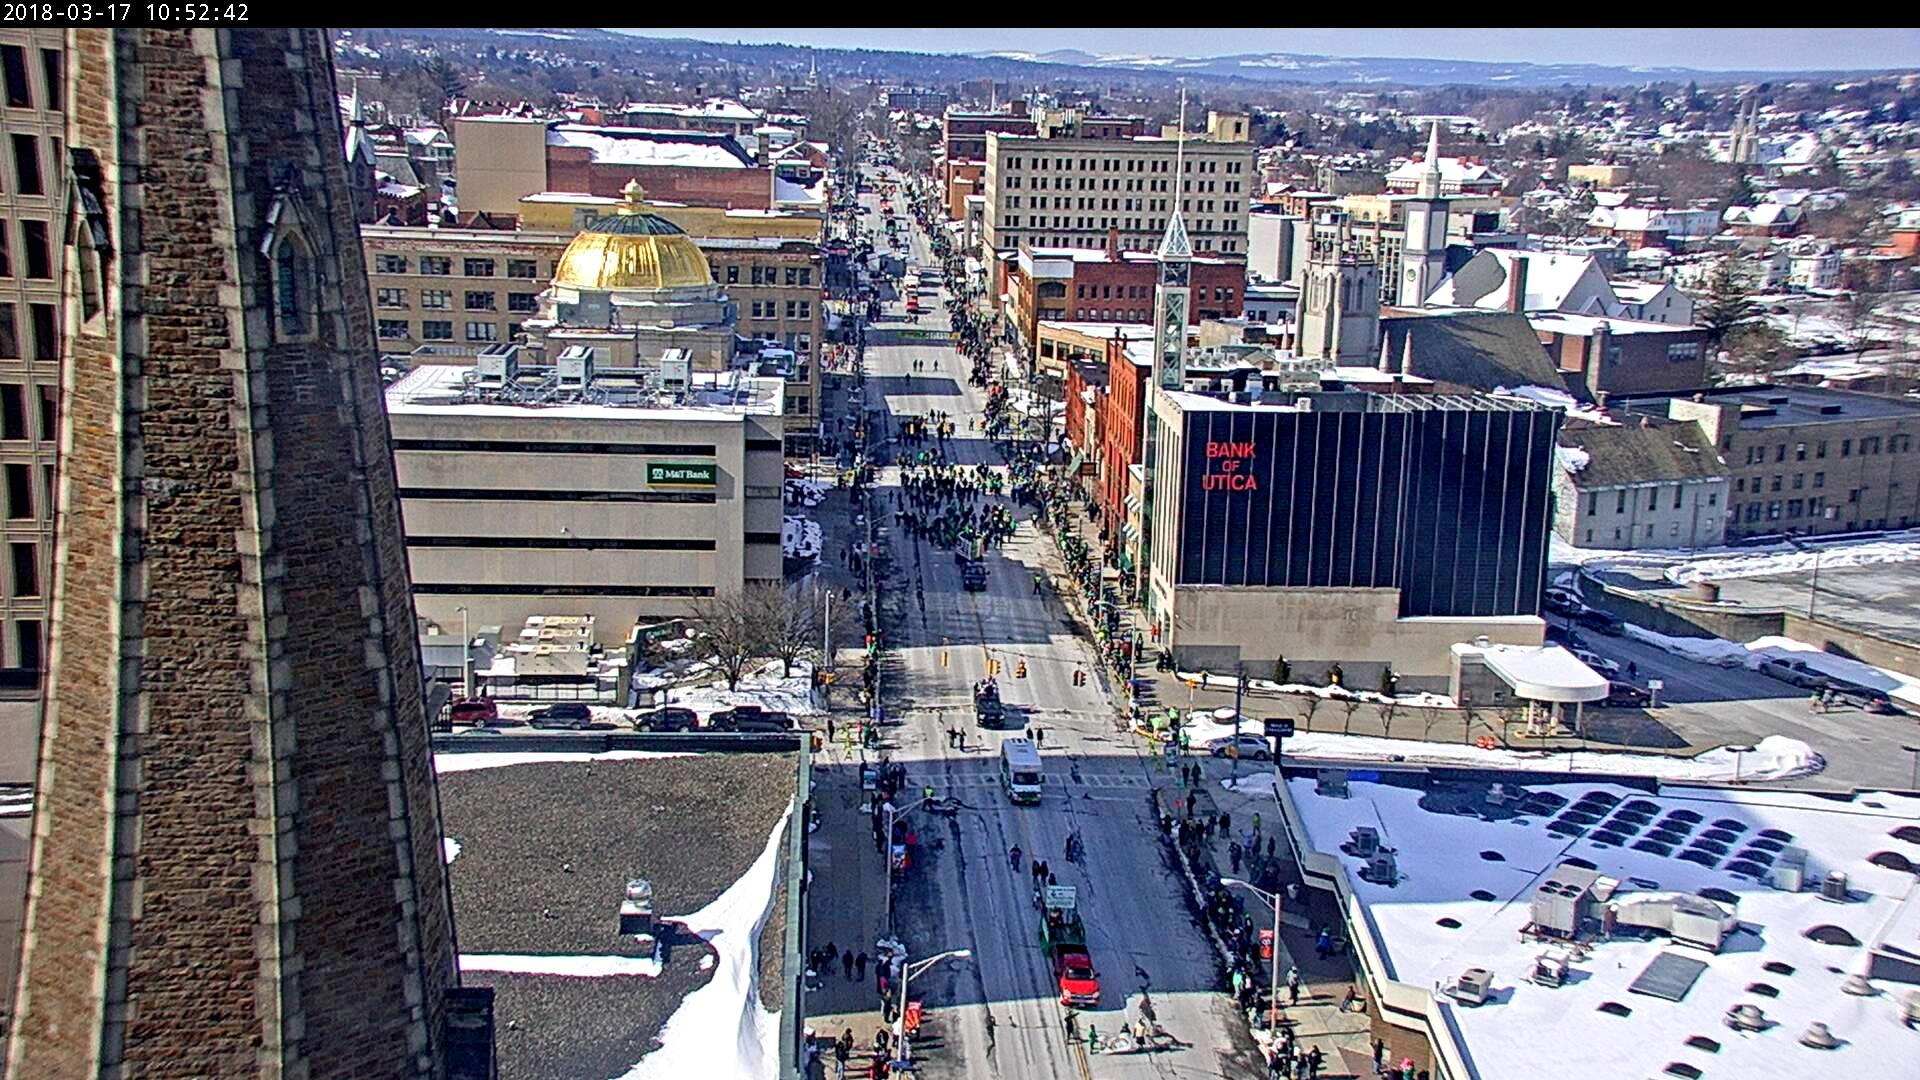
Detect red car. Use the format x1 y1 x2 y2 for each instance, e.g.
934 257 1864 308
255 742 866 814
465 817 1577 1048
448 698 500 727
1053 947 1100 1006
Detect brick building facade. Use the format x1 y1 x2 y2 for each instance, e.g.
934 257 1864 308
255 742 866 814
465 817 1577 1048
8 29 461 1078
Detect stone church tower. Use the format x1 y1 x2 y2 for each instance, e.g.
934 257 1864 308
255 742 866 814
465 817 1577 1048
7 29 461 1079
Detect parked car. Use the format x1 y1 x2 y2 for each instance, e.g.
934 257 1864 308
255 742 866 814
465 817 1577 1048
1206 734 1272 761
1602 681 1651 708
448 698 500 727
631 707 699 733
1544 624 1590 653
1572 649 1622 679
1572 608 1625 636
528 702 594 729
1542 587 1582 616
1758 657 1829 690
710 705 793 733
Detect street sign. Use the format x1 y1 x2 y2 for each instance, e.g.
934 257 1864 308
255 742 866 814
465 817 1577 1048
1043 884 1077 910
1264 719 1296 739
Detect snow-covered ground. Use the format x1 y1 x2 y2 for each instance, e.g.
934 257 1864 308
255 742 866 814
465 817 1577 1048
784 478 827 508
1622 623 1920 707
618 806 791 1080
1287 777 1920 1080
1175 670 1456 709
661 659 823 719
1214 730 1824 787
434 749 694 774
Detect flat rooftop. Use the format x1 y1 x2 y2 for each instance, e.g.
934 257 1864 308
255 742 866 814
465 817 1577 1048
438 749 798 1080
1287 773 1920 1080
1612 385 1920 430
385 364 784 421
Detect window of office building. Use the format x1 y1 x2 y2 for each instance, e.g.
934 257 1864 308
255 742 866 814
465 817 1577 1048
421 289 451 310
508 292 538 313
4 463 28 519
375 254 408 273
464 258 495 277
40 49 60 112
507 259 538 278
1 46 29 108
420 256 451 275
377 319 409 339
465 321 498 342
13 619 39 672
10 541 36 597
464 291 495 311
420 320 452 341
376 287 408 308
0 305 12 360
0 384 24 440
11 133 40 196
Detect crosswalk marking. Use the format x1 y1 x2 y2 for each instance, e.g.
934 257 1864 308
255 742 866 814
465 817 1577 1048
893 769 1147 789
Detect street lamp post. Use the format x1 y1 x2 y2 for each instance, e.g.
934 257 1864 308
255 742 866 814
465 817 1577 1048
456 605 473 700
1903 744 1920 790
1785 535 1821 620
894 947 972 1065
1221 877 1283 1034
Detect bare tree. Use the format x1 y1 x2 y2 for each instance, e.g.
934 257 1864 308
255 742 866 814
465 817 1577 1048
1295 695 1323 733
763 584 858 678
1376 700 1398 740
1341 697 1362 735
688 587 773 690
1840 279 1889 359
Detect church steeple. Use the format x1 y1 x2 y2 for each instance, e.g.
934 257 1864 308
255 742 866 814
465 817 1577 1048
1151 88 1193 392
1417 120 1443 199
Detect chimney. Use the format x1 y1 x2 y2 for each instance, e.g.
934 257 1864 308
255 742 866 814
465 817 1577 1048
1505 256 1530 314
1590 320 1611 372
1107 225 1121 261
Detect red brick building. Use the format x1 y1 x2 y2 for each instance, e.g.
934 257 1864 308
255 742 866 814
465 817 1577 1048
1097 336 1152 526
545 126 772 208
1005 237 1245 358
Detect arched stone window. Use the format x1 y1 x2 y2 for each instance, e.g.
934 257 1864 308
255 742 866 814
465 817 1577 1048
273 232 315 341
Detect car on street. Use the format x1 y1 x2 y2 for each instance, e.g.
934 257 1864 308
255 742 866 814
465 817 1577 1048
1601 681 1651 708
962 561 988 592
631 707 699 733
1206 734 1273 760
1544 624 1590 653
1543 587 1582 616
1757 656 1830 690
1572 608 1626 635
528 702 594 729
709 705 793 732
1053 947 1101 1007
446 698 500 727
1572 649 1622 679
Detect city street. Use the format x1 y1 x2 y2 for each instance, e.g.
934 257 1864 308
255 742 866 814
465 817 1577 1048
807 166 1266 1080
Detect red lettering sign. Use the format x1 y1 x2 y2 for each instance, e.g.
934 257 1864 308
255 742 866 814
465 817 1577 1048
1200 439 1260 492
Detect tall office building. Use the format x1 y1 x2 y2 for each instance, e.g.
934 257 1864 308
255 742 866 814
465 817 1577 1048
7 29 462 1079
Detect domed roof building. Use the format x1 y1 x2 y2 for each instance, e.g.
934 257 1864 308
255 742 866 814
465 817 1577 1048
528 181 739 370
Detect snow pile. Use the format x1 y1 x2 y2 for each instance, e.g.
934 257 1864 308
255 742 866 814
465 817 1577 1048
1211 732 1825 783
783 515 822 559
1663 535 1920 584
1623 624 1920 706
1175 670 1455 709
619 807 791 1080
1555 445 1591 473
1493 385 1617 426
784 478 827 507
666 659 823 719
435 749 693 775
443 837 462 864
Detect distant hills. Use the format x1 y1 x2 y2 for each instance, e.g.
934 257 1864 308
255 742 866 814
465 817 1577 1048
970 47 1912 89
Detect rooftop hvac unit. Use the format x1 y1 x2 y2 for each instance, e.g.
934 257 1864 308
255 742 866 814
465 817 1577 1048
1449 967 1494 1006
1820 870 1849 903
1346 826 1380 858
618 877 655 936
1530 952 1569 988
1362 851 1398 886
1315 769 1350 799
1771 846 1808 892
475 344 520 387
556 346 596 391
660 349 693 394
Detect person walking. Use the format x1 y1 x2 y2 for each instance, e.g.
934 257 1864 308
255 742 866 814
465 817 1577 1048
1372 1038 1387 1076
856 951 868 981
1220 810 1231 836
843 951 856 980
1009 845 1023 872
833 1035 850 1079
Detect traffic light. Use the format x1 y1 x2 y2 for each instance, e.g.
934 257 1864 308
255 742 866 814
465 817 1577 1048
987 658 1000 676
1073 668 1086 687
940 650 949 668
1015 659 1028 679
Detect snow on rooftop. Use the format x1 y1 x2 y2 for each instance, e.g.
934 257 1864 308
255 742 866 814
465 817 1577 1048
1452 642 1609 702
385 364 782 420
548 125 751 169
1286 775 1920 1080
1492 385 1617 426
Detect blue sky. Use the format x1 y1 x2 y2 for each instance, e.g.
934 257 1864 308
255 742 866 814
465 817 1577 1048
610 28 1920 73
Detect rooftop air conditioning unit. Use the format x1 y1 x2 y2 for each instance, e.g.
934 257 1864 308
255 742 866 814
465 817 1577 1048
1364 851 1398 886
475 343 520 388
618 877 656 937
1347 826 1380 859
1450 967 1494 1005
1771 846 1808 892
1315 769 1350 799
556 346 596 391
1819 870 1849 903
660 349 693 395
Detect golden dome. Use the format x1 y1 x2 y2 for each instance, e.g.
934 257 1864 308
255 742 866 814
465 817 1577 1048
551 183 712 292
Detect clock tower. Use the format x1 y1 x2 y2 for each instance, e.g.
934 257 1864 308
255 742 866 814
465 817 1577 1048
1151 209 1193 392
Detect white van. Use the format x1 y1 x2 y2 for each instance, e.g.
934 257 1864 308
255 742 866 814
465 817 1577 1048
1000 738 1044 804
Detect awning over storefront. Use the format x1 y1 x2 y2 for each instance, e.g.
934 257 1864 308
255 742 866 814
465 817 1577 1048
1451 642 1609 703
1123 495 1142 514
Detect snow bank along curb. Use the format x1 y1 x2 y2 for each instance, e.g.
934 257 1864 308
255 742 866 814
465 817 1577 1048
1175 670 1454 709
1622 623 1920 707
1211 731 1824 785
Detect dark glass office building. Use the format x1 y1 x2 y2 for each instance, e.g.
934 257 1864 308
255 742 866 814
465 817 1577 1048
1172 393 1561 617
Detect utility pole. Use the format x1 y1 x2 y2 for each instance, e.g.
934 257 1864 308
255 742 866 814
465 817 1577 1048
1231 660 1246 783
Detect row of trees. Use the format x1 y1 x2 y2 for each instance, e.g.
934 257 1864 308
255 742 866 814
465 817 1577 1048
685 583 851 689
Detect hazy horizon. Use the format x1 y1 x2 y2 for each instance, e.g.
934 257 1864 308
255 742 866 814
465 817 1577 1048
608 27 1920 74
